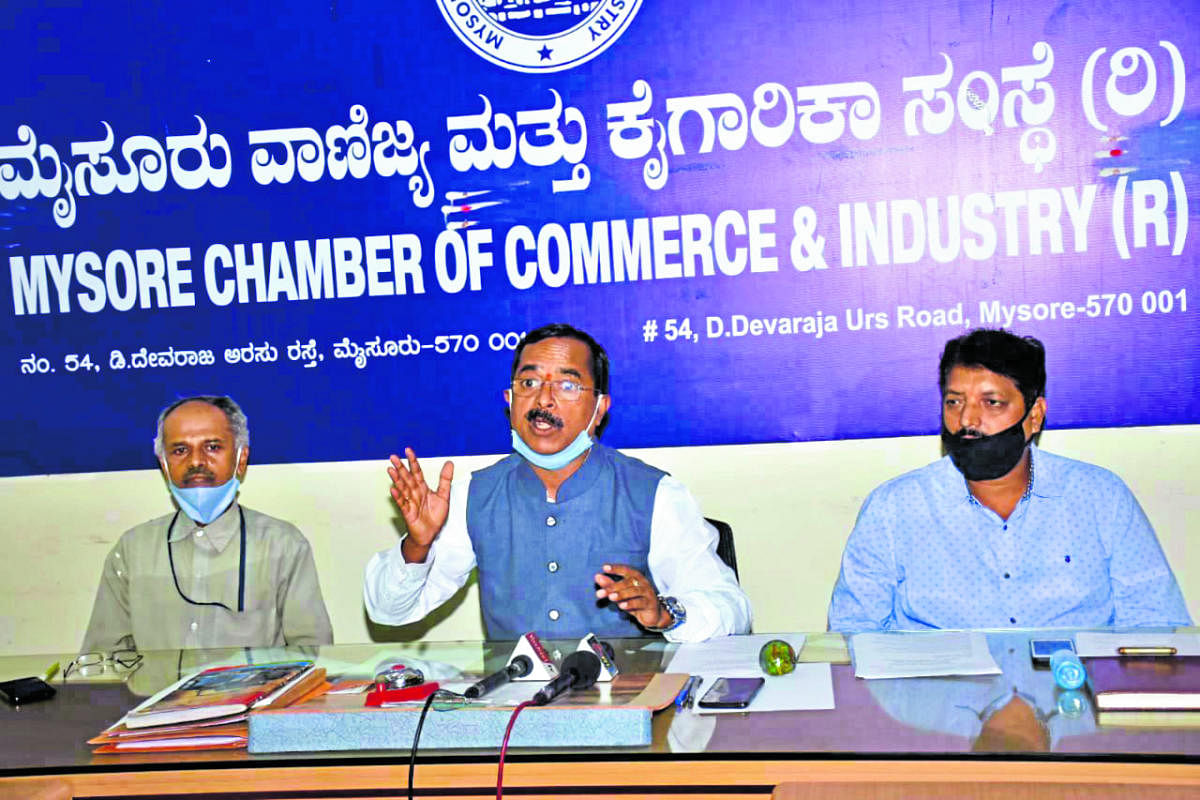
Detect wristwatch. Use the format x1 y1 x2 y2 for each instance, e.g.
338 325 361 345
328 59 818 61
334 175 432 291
645 595 687 633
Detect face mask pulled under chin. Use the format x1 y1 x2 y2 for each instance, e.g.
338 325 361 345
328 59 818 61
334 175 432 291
510 397 603 471
941 410 1032 482
165 449 242 524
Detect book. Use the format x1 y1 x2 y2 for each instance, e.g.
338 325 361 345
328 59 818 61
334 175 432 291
1097 710 1200 728
91 713 249 742
94 737 247 753
90 721 249 753
91 672 329 753
123 661 322 729
1084 655 1200 711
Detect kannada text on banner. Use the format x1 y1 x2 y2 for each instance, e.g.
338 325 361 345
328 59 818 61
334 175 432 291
1 0 1195 475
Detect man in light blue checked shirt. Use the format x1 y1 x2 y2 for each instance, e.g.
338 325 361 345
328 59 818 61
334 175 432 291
828 329 1191 633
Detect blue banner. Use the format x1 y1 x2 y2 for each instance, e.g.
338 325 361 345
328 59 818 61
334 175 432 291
3 0 1197 476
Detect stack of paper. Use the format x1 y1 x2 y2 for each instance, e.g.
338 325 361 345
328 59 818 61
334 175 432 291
90 661 328 753
850 631 1001 679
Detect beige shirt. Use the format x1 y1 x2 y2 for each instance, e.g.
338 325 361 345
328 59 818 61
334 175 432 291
82 502 333 652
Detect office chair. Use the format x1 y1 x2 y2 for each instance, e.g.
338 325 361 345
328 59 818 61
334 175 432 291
705 517 739 581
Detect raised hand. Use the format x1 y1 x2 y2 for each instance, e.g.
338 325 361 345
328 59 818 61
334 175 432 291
388 447 454 563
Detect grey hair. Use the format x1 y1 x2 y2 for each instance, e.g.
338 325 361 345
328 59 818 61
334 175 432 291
153 395 250 459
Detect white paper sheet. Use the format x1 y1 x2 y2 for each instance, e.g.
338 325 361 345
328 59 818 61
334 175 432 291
851 631 1001 679
1074 631 1200 657
664 633 834 714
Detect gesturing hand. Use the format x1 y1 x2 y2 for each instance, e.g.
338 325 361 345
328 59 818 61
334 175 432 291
593 564 673 630
388 447 454 563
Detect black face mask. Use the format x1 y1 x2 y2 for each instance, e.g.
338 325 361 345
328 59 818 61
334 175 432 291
941 403 1033 481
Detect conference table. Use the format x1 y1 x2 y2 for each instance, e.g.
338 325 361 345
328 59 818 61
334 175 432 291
1 632 1197 799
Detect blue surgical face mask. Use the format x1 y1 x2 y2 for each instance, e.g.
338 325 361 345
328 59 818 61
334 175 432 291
165 448 243 525
510 397 603 471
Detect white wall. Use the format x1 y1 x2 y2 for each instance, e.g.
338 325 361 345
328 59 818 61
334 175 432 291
1 425 1196 656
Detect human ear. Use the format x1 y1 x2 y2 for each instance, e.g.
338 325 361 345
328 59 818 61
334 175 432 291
1030 397 1047 434
591 394 612 434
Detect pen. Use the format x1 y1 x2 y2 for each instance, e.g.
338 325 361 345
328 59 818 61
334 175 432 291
684 676 703 709
43 662 60 683
1117 646 1177 656
675 675 698 710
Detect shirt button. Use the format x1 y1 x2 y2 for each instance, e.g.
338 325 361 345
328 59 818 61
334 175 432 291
196 530 205 537
546 515 557 527
1009 617 1017 624
1002 524 1007 531
547 561 559 573
548 609 560 621
1004 573 1011 579
190 621 199 631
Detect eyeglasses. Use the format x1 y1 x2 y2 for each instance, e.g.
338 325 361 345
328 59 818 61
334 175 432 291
510 377 598 402
63 649 144 679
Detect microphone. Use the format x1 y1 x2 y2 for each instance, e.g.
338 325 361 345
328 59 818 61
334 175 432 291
464 655 534 699
531 651 602 706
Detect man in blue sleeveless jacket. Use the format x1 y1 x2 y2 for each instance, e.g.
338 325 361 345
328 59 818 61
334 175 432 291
364 324 751 641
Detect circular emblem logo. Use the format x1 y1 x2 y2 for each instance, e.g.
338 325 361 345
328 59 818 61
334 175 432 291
437 0 643 74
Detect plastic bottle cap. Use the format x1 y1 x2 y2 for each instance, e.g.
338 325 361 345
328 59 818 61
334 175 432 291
1050 649 1086 690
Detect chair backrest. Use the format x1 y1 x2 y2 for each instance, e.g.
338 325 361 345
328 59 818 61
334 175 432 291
705 517 739 581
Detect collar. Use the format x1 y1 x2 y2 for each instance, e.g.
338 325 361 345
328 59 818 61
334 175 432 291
166 501 242 552
513 441 609 503
932 455 975 508
943 443 1062 508
1023 443 1065 498
974 687 1050 722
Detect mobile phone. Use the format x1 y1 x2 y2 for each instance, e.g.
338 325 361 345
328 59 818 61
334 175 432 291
697 676 764 709
0 676 56 706
1030 638 1075 666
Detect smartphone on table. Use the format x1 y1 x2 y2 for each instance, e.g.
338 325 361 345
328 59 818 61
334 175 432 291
1029 638 1075 667
697 676 765 709
0 676 56 706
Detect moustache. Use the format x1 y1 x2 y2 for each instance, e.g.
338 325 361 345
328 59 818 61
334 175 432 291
182 466 217 483
950 427 985 439
526 408 564 429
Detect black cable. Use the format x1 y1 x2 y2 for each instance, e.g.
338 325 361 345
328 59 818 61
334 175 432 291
166 508 247 611
408 690 440 800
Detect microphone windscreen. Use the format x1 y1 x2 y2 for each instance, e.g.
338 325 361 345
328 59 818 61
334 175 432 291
508 654 533 678
561 651 602 690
